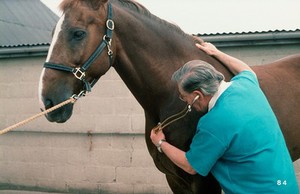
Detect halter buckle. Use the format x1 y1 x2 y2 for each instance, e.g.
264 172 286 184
73 68 86 80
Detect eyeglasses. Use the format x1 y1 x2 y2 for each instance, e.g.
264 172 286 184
179 94 187 102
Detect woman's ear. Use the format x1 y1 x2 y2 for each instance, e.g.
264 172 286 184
193 90 204 100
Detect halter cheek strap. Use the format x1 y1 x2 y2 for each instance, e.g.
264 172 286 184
44 3 114 98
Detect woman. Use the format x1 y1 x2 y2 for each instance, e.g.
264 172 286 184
150 41 299 193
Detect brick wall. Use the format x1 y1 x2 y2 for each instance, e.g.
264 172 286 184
0 44 299 193
0 56 171 193
0 132 171 193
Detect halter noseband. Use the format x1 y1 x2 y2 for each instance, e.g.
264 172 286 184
44 3 114 99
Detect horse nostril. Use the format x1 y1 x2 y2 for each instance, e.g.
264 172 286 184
45 99 54 110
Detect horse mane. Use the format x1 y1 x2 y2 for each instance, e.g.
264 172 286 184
59 0 148 14
113 0 187 37
59 0 188 37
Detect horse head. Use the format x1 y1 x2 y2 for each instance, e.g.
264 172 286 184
39 0 115 123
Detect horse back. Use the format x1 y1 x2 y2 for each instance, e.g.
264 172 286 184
252 54 300 161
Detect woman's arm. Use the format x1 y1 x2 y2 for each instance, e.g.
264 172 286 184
195 39 255 75
150 129 197 175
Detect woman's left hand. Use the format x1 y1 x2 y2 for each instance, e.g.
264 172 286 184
150 129 165 146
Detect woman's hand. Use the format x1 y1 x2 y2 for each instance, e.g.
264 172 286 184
150 129 165 146
195 41 220 56
193 36 255 75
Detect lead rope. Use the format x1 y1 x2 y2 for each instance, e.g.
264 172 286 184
1 92 194 135
0 96 77 135
1 97 191 135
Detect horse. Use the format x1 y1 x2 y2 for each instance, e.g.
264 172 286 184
38 0 300 193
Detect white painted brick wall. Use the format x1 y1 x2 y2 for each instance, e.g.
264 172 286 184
0 44 300 193
0 132 171 193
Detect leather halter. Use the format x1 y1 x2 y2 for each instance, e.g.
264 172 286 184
44 3 114 98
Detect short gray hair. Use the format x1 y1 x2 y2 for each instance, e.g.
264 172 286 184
172 60 224 95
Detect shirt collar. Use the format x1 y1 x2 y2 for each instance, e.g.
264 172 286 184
208 80 232 111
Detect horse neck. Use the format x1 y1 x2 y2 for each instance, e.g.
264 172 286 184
111 3 233 113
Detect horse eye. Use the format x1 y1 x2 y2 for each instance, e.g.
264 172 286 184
73 30 86 41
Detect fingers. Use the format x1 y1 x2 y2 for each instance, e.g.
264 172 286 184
195 41 218 56
195 42 208 52
195 42 203 49
151 128 162 137
150 128 155 139
150 128 165 145
193 35 204 44
195 40 210 47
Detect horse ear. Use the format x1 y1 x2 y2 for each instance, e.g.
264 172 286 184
85 0 108 10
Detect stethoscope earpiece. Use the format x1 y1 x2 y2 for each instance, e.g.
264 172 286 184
191 95 200 106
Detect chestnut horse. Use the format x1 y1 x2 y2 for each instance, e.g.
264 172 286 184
38 0 300 193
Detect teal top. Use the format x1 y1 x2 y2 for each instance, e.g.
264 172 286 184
186 71 299 194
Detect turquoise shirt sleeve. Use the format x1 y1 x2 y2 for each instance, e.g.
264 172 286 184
186 129 227 176
231 70 258 85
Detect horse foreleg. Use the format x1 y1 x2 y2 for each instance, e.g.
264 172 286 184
191 173 221 194
166 173 221 194
166 174 193 194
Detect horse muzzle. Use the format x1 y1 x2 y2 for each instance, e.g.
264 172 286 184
41 98 74 123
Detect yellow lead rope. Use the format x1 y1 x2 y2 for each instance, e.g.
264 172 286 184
0 97 76 135
1 94 193 135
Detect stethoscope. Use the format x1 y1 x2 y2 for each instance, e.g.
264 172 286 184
187 95 200 111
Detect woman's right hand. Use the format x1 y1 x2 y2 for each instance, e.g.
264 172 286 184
195 41 220 56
